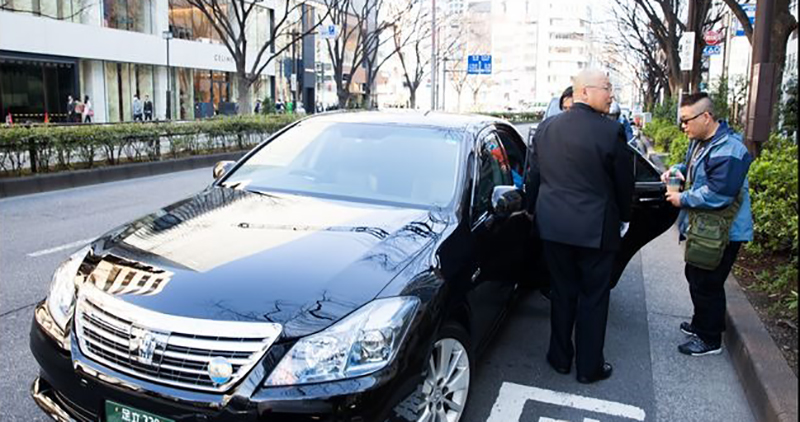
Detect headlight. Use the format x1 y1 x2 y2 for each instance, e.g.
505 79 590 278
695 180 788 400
46 246 90 332
265 296 419 386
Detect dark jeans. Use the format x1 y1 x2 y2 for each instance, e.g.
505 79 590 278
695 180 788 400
685 241 742 346
543 240 614 378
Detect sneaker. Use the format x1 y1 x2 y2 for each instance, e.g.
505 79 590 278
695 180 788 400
678 337 722 356
680 322 698 337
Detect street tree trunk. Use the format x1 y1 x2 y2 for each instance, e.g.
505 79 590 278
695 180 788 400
237 70 253 116
408 89 417 109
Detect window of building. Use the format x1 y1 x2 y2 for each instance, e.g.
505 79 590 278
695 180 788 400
168 0 224 43
0 55 76 123
103 0 154 33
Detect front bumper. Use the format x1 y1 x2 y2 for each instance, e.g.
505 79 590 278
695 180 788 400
30 312 426 422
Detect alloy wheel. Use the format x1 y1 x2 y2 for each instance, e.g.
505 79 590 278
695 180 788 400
417 338 470 422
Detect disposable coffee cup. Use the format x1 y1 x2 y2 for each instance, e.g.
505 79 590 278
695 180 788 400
667 176 682 193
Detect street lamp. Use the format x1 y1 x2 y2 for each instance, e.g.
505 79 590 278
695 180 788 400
162 30 174 120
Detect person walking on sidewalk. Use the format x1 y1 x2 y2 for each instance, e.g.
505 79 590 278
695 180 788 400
661 92 753 357
527 68 634 383
133 94 144 121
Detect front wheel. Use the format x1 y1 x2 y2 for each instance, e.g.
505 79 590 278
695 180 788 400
417 325 472 422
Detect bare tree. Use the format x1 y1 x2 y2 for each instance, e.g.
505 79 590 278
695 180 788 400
360 0 415 109
324 0 387 108
393 3 431 109
605 1 671 105
184 0 333 114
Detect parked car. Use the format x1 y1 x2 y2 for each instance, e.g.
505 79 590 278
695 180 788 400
30 112 677 422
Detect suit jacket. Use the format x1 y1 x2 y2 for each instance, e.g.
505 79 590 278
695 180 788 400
527 102 634 251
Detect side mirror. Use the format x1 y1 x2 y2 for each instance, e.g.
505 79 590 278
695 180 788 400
213 160 235 180
491 185 523 218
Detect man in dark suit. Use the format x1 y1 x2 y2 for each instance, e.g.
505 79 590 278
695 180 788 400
527 69 634 383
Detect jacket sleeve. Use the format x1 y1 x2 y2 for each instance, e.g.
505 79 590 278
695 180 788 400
680 151 752 209
613 126 635 222
524 133 540 215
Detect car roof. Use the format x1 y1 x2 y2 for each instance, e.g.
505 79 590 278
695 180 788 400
299 110 504 132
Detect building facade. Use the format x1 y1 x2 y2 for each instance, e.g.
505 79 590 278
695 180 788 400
0 0 280 123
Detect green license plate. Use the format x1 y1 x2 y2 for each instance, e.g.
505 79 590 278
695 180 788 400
105 400 176 422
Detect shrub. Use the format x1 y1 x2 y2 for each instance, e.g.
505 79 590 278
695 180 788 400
666 133 690 167
747 134 799 255
0 115 300 176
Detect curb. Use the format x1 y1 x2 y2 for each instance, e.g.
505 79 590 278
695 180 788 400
725 275 799 422
640 134 798 422
0 151 246 199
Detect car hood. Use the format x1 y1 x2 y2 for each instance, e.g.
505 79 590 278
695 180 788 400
82 187 448 340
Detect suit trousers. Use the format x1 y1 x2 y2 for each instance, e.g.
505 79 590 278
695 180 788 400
685 241 742 346
543 240 614 378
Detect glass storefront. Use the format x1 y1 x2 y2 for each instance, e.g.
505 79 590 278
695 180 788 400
0 54 77 123
103 62 155 122
103 0 154 33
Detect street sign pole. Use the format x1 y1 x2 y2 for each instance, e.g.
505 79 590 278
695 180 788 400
431 0 437 111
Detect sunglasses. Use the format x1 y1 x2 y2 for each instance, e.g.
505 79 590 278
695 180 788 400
679 111 706 126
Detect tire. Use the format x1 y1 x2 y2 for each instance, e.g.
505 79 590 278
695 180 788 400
414 323 472 422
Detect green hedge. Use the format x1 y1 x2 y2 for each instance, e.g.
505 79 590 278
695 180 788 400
0 115 299 176
748 134 798 255
642 118 687 154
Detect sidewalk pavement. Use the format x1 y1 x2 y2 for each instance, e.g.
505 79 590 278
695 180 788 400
640 134 798 422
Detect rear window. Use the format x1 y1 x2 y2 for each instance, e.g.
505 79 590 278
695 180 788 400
223 121 464 208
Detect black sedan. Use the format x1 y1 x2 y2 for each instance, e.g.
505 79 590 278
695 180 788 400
30 112 677 422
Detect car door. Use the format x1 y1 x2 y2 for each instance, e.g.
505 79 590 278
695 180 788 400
609 149 680 287
467 129 523 348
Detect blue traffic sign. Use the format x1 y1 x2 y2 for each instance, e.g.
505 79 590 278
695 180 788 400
467 55 492 75
703 45 722 56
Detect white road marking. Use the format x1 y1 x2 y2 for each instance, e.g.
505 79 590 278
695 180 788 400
539 418 571 422
584 419 602 422
487 382 646 422
27 238 94 257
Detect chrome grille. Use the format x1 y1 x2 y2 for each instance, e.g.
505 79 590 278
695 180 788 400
75 284 282 393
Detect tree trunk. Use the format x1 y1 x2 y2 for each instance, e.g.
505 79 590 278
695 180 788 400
337 87 350 109
408 88 417 109
769 2 797 127
237 71 253 115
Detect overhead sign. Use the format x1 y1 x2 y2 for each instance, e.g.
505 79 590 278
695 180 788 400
704 30 724 46
679 32 695 71
467 55 492 75
319 24 338 39
703 45 722 56
735 4 756 37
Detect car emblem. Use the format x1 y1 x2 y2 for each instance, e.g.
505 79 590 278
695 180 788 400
208 357 233 385
129 326 165 366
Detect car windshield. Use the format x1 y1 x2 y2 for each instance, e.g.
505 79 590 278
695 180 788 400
223 120 464 208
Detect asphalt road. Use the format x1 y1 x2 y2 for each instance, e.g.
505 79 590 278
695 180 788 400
0 128 756 421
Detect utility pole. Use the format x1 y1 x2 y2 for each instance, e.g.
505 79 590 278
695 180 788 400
442 57 447 111
431 0 437 111
744 0 777 158
162 30 173 120
683 0 696 93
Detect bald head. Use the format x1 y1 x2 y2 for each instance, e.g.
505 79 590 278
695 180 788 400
572 69 613 113
573 69 607 94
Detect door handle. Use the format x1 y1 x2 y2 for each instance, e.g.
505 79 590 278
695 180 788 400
638 197 661 202
471 268 481 282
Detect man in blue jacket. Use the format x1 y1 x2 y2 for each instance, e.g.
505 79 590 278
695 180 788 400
661 92 753 356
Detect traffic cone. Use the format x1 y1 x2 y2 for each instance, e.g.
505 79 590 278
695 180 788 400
5 113 12 125
44 112 49 124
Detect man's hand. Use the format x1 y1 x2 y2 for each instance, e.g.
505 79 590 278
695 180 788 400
660 169 685 184
665 191 682 207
